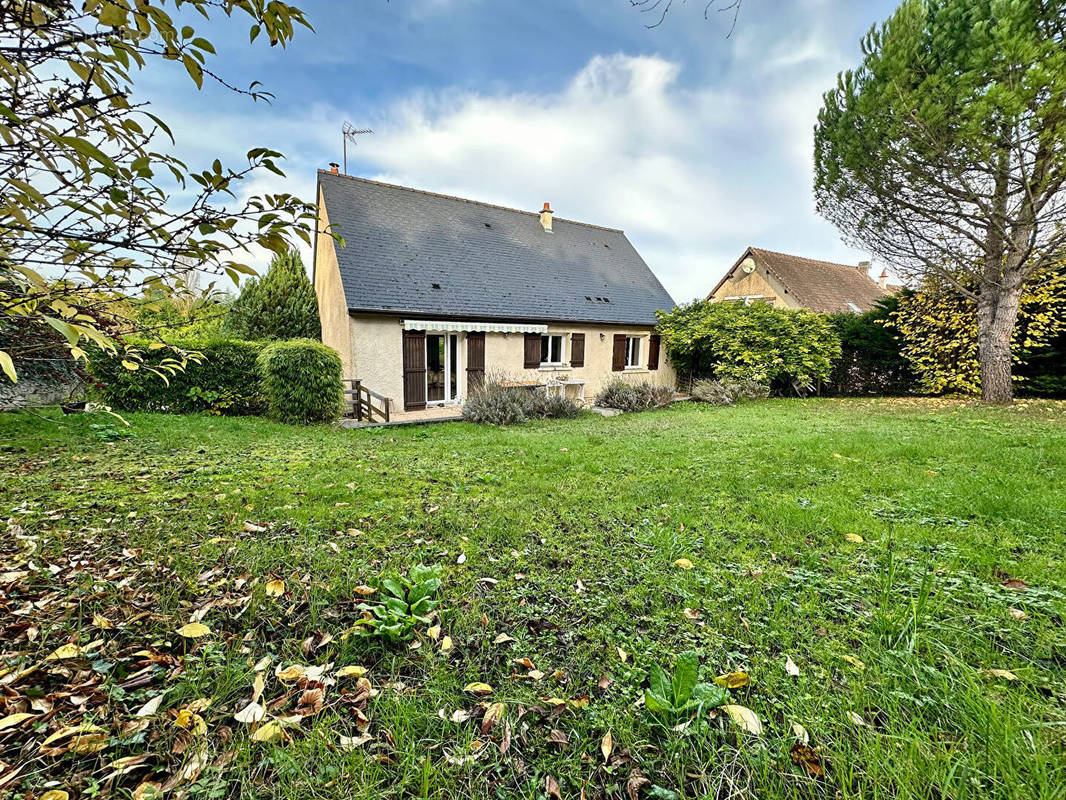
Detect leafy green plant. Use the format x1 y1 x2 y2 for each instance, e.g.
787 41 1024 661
594 379 674 412
256 339 343 424
644 652 727 717
356 564 443 642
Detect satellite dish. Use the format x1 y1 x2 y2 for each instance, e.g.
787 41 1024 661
741 257 756 274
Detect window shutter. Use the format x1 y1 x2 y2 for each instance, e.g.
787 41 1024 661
612 334 626 372
402 330 426 411
523 333 541 369
466 332 485 392
648 334 661 370
570 333 585 367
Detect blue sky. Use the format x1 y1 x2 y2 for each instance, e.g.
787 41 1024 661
144 0 900 302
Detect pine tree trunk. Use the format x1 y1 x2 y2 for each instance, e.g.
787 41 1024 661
976 287 1022 404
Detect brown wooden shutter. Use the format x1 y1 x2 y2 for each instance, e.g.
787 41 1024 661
402 330 426 411
648 334 661 370
612 334 626 372
570 333 585 367
466 332 485 393
523 333 541 369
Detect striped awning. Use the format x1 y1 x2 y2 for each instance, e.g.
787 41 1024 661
403 320 548 334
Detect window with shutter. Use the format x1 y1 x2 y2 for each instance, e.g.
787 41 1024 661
648 334 661 370
570 333 585 367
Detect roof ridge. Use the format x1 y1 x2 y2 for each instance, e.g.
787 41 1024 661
750 246 872 274
317 170 624 233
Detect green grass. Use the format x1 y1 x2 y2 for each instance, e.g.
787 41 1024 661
1 398 1065 800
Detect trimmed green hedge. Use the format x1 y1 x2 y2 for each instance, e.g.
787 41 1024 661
257 339 343 424
90 339 267 415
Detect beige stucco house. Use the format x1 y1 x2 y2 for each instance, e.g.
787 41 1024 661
313 169 676 414
708 246 895 313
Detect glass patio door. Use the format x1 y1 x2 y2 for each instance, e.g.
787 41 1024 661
426 333 459 404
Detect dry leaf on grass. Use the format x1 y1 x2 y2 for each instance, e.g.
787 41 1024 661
785 656 800 676
844 534 864 543
674 558 693 570
714 671 750 689
464 682 493 696
600 730 613 762
721 704 763 735
177 622 210 639
265 580 285 597
789 742 825 777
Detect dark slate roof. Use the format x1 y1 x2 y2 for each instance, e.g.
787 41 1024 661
317 171 675 325
709 247 891 314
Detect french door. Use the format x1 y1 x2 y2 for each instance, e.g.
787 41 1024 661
426 333 460 404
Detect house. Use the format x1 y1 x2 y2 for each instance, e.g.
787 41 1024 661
707 246 895 313
313 168 677 414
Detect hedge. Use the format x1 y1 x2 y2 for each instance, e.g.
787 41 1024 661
825 296 915 396
90 339 267 415
256 339 343 424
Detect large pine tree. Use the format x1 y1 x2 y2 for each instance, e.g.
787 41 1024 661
226 250 321 341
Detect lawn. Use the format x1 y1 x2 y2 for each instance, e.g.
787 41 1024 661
1 399 1065 800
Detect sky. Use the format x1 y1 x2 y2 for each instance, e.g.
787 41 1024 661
141 0 901 303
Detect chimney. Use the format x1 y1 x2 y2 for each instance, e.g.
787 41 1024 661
329 162 340 174
857 260 871 274
540 202 553 233
879 269 889 290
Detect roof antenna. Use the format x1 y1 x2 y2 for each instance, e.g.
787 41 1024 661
342 122 373 175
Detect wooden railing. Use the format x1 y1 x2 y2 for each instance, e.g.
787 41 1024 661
343 380 391 423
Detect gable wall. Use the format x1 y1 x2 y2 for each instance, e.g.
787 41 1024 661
314 188 354 377
709 265 799 308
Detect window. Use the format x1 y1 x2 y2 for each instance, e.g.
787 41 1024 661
624 336 641 368
540 334 564 365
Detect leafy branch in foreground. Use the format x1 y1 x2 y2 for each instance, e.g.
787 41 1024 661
0 0 317 385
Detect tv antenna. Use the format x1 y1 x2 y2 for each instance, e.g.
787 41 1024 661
342 122 373 174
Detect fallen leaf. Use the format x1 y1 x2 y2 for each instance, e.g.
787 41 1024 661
243 521 267 533
682 608 700 620
339 732 373 750
792 722 809 744
464 682 493 696
92 613 114 630
789 742 825 777
265 580 285 597
46 642 83 660
721 704 763 735
627 767 650 800
785 656 800 677
177 622 210 639
714 671 750 689
546 774 562 800
1002 578 1029 591
846 711 866 727
133 781 163 800
617 647 628 663
353 585 377 596
427 624 441 640
336 665 368 679
251 720 285 743
674 558 693 570
251 672 266 704
441 636 453 652
600 730 613 762
844 534 864 543
493 633 514 645
40 792 70 800
234 702 266 724
481 702 505 734
841 655 865 670
984 668 1018 681
135 694 164 718
1008 607 1027 620
548 728 569 747
0 712 35 731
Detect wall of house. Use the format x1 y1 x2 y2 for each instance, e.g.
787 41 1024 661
346 315 676 408
313 189 354 377
709 267 798 308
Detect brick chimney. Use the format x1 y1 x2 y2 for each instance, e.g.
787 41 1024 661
879 269 889 290
540 202 553 233
329 162 340 174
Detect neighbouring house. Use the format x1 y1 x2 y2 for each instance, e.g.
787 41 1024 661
707 246 896 313
313 168 677 414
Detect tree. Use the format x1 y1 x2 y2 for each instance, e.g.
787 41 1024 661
892 266 1066 395
225 249 320 340
814 0 1066 403
0 0 316 385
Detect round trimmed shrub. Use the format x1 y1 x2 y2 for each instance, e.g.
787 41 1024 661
257 339 343 424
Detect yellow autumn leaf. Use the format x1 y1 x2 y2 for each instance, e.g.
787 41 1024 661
0 712 35 731
173 709 207 735
984 668 1018 681
40 723 104 748
92 613 114 630
841 655 866 670
427 624 441 640
464 682 493 695
600 731 613 762
353 585 377 596
441 635 453 652
714 671 750 689
40 791 70 800
844 534 864 543
251 720 285 744
265 580 285 597
617 647 628 663
336 665 368 679
177 622 210 639
275 665 305 682
69 732 108 754
46 642 83 660
675 558 694 570
721 704 763 735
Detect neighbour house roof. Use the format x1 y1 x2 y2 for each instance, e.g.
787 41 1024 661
317 170 675 326
709 247 892 314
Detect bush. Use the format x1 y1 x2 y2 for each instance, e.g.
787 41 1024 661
825 296 915 396
655 301 840 394
256 339 343 424
594 379 675 412
90 339 266 415
225 249 321 341
690 378 769 406
462 380 581 425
